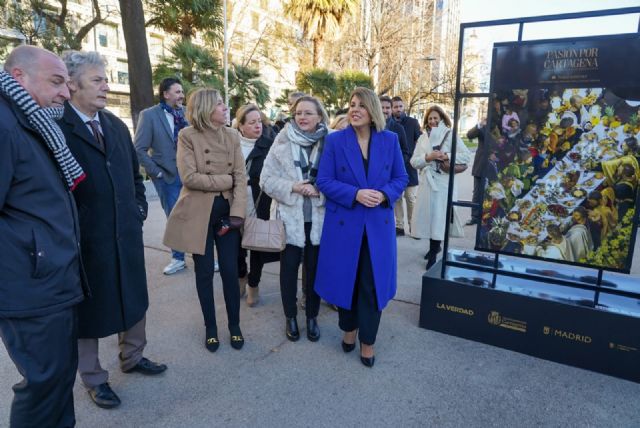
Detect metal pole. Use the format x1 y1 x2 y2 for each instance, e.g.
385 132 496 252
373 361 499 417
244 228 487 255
223 0 229 124
439 23 466 279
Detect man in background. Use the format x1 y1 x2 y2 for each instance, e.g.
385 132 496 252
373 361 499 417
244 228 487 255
135 77 188 275
392 96 421 235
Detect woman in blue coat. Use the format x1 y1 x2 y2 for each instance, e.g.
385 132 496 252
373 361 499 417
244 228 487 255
315 87 408 367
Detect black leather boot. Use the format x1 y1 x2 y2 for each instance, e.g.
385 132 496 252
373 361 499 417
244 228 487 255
286 317 300 341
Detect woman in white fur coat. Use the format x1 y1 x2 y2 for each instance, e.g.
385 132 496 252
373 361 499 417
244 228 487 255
410 105 470 270
260 95 328 343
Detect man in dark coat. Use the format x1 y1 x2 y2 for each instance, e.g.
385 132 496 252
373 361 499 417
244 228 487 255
391 96 421 235
467 119 490 225
380 95 411 186
58 51 167 410
0 45 86 427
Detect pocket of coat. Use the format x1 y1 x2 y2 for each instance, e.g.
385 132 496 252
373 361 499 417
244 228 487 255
31 227 54 279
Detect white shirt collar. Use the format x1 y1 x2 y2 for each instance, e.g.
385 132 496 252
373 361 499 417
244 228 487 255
69 102 100 125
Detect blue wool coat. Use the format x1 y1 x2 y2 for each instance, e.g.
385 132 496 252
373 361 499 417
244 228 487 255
314 126 408 310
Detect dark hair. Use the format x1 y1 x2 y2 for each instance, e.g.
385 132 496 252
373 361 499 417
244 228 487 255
391 96 403 103
158 77 182 102
379 95 392 105
574 206 588 219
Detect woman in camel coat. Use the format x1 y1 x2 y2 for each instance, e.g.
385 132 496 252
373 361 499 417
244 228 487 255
164 88 247 353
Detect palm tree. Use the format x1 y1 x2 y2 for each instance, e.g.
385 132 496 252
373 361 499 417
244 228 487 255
283 0 358 67
228 64 271 117
145 0 223 83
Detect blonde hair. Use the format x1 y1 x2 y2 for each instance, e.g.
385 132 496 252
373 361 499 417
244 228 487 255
235 103 261 126
291 96 329 125
186 87 222 131
330 114 349 130
349 87 385 132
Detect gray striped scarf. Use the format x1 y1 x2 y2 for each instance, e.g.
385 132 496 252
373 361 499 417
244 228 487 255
286 121 328 184
0 71 85 190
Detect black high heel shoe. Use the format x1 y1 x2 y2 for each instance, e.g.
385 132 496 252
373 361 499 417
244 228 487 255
360 343 375 367
341 341 356 353
285 317 300 341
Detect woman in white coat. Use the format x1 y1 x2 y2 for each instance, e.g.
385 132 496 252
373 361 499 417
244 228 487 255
410 105 471 270
259 96 328 342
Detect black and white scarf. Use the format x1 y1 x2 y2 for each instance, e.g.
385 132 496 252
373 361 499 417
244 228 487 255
286 120 328 184
0 71 85 190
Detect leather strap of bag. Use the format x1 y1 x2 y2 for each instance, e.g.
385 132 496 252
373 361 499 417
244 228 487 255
249 190 279 219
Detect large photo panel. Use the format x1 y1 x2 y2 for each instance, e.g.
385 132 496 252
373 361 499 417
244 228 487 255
475 34 640 272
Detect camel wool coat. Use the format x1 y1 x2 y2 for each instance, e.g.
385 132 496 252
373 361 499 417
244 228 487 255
164 125 247 255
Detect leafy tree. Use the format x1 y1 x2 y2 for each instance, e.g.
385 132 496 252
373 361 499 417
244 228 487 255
152 40 223 93
228 64 270 117
283 0 357 67
335 70 374 110
145 0 223 84
0 0 111 53
295 68 337 111
119 0 154 128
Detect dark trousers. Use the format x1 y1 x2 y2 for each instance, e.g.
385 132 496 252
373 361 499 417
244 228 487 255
237 247 264 288
193 197 240 333
471 175 483 221
0 307 78 428
280 222 320 319
338 235 382 346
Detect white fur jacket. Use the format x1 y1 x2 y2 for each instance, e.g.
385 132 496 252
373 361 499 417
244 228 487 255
259 128 326 248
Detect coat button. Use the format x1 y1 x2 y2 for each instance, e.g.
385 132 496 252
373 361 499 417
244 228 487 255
106 161 111 167
341 166 346 172
205 149 210 153
339 220 344 225
385 165 389 169
385 219 389 224
206 160 211 165
228 162 232 166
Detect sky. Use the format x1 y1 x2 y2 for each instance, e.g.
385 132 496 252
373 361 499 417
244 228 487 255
459 0 639 41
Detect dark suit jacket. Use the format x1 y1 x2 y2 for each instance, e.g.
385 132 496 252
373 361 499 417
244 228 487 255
134 104 179 183
0 94 85 318
386 117 418 186
395 113 421 186
59 103 149 338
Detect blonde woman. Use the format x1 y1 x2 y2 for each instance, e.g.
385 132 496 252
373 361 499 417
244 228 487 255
164 88 247 352
260 95 328 342
315 87 408 367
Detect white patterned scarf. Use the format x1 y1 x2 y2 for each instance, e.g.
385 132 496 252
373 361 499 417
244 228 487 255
0 71 85 190
286 121 328 184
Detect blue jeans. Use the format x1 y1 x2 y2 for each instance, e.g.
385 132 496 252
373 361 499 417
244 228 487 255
152 175 184 261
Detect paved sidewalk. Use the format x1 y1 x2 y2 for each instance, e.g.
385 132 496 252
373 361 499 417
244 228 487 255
1 196 640 427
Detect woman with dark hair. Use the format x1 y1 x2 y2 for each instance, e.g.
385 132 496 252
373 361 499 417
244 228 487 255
411 105 470 269
315 87 408 367
260 95 329 342
234 104 276 306
164 88 247 352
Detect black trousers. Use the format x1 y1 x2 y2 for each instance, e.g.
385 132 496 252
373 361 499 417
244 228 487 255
471 175 483 221
0 306 78 428
338 235 382 346
193 197 240 333
280 222 320 319
237 246 278 288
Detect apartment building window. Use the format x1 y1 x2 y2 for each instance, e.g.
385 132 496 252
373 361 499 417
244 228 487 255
116 59 129 85
97 24 119 49
260 0 268 9
149 35 165 57
251 12 259 31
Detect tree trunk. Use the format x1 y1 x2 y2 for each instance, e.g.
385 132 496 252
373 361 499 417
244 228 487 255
119 0 154 129
312 37 320 67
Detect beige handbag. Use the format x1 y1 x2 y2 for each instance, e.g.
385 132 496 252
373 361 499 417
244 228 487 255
241 191 286 253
